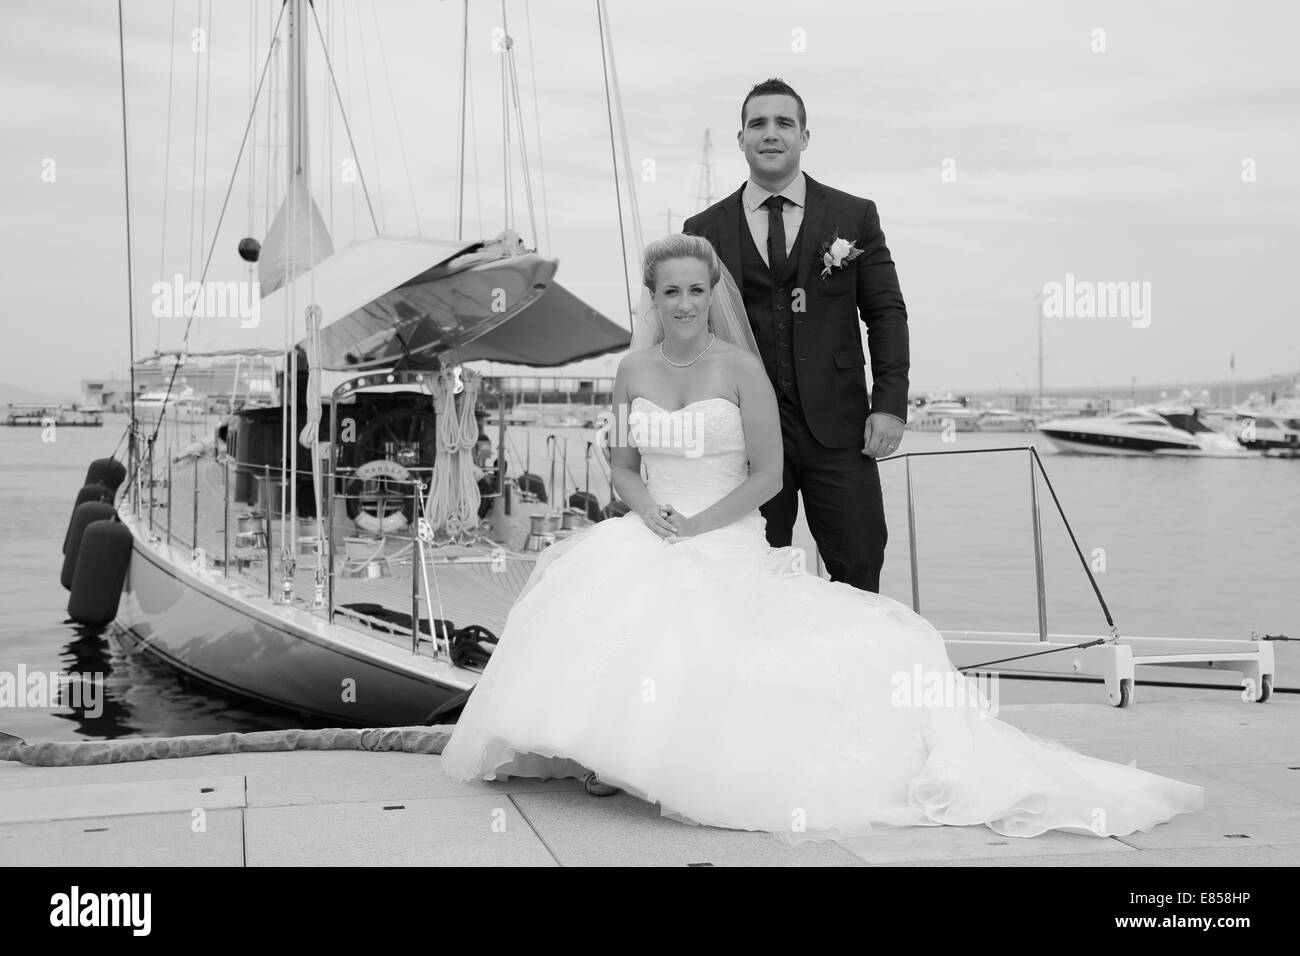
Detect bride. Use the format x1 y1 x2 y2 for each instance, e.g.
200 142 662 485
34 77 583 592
440 234 1203 842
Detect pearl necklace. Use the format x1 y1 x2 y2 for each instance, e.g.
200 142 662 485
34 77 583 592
660 333 716 368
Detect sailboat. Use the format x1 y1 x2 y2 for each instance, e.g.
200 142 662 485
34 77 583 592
64 0 630 726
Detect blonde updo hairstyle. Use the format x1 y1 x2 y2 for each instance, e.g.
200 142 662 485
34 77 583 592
641 234 722 292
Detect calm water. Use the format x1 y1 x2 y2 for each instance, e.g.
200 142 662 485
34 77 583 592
2 413 1295 742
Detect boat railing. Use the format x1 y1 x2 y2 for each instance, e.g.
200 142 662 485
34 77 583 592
126 427 518 661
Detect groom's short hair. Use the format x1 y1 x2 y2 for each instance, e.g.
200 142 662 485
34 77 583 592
741 78 806 130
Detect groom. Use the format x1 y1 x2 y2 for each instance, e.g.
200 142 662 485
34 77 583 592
684 78 910 593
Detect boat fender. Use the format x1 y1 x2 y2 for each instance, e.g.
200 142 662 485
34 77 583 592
67 519 133 627
83 458 126 496
515 472 547 503
63 483 112 555
602 499 631 520
568 490 601 522
60 501 116 591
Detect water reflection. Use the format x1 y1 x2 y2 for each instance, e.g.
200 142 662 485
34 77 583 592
48 622 332 740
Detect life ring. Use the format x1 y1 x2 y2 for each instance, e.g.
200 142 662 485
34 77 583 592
347 459 414 534
355 509 408 535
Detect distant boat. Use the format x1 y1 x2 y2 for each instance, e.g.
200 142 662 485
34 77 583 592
974 406 1037 432
906 396 1036 433
906 396 983 432
133 388 205 415
1200 401 1300 458
1037 404 1257 457
4 403 103 427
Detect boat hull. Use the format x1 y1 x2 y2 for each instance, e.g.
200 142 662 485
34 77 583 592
1039 428 1253 457
117 513 470 727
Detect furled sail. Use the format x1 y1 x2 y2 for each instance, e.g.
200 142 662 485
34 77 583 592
258 176 334 297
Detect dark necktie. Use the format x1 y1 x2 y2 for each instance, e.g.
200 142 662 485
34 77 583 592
762 194 787 277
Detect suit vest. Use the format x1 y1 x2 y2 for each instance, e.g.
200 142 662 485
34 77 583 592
739 215 804 403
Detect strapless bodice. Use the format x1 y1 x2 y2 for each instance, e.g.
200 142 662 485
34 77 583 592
630 396 753 518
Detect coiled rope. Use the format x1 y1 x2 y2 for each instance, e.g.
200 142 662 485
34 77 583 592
424 367 481 538
0 727 451 768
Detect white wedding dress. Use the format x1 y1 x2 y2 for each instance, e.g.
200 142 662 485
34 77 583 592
441 396 1203 842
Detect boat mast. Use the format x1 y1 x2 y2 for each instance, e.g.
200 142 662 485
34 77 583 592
278 0 312 600
286 0 310 200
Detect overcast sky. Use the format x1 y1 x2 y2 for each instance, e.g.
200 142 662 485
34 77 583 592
2 0 1297 399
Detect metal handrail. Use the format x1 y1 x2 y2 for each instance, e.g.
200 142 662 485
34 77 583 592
222 455 230 578
165 456 172 547
885 445 1118 643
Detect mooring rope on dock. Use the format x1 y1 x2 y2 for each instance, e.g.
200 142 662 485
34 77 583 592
0 726 452 768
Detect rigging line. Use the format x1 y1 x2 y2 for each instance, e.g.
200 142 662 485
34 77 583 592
599 0 643 260
317 0 329 232
351 0 386 233
262 5 275 236
367 0 422 234
196 0 213 301
595 0 633 324
144 1 287 450
308 0 380 235
341 0 356 241
324 1 334 234
156 0 178 352
455 0 468 240
503 34 539 249
247 0 255 238
499 8 511 231
957 638 1108 673
522 0 551 251
109 422 131 462
466 45 484 236
186 0 202 298
499 2 517 232
117 0 137 455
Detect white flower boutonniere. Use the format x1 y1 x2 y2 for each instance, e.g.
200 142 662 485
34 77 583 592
818 234 863 279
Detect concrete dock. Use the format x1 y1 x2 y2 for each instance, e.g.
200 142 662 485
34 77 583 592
2 681 1297 866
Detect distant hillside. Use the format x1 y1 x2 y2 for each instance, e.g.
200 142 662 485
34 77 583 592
0 382 69 407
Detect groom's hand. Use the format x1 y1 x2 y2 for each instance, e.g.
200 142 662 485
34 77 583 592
863 413 904 459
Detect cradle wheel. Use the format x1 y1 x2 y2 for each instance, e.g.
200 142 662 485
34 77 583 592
1114 678 1132 708
1255 675 1273 703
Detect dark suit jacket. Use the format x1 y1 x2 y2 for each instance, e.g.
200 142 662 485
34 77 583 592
683 174 910 449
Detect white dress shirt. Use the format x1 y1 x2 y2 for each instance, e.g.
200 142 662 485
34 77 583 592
742 172 806 266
